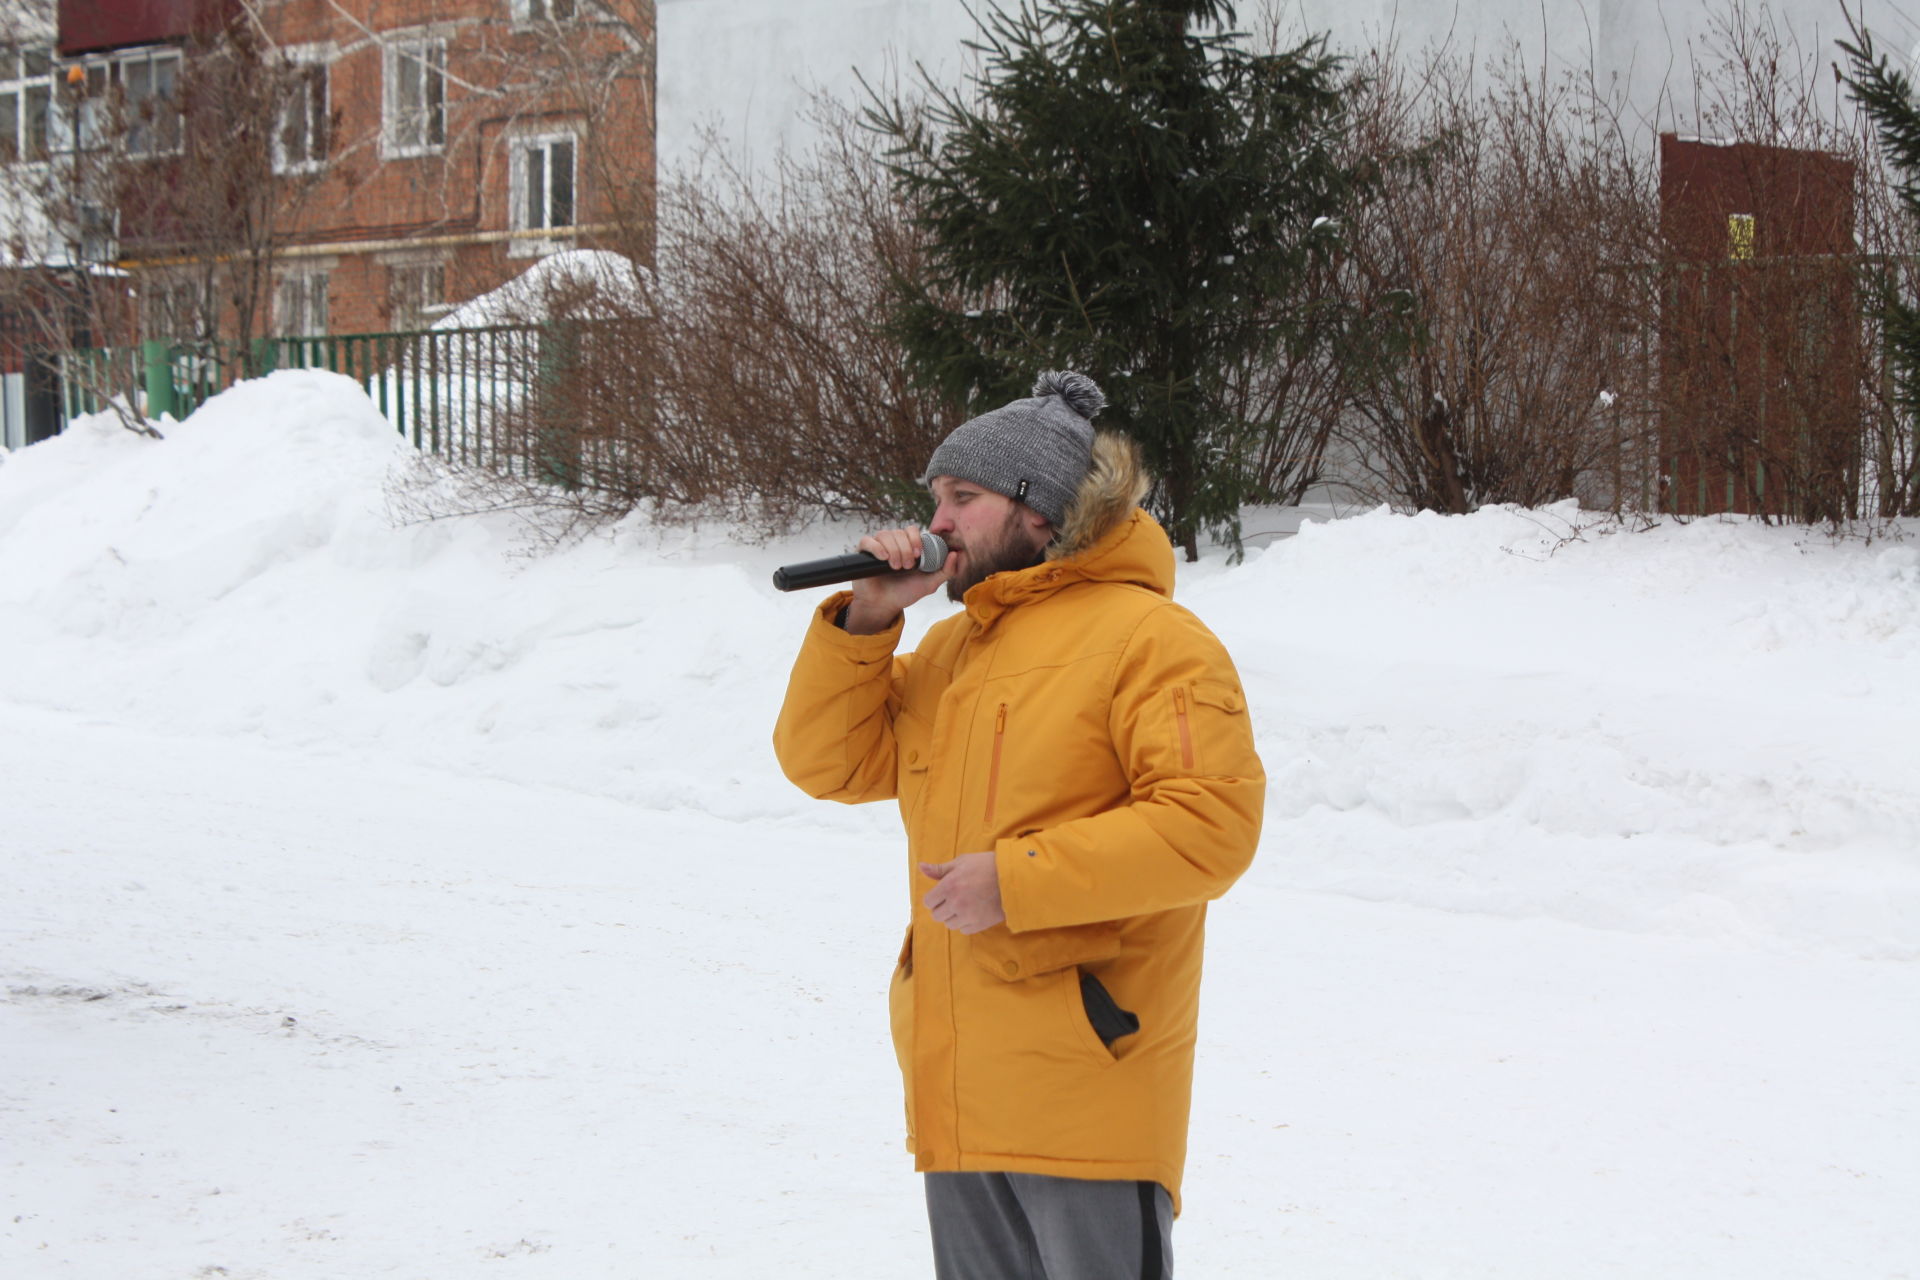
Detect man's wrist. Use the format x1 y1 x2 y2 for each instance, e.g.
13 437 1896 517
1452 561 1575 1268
841 601 902 634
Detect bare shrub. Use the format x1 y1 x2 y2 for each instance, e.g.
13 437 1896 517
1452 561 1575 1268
402 101 958 541
644 104 958 531
1331 41 1660 515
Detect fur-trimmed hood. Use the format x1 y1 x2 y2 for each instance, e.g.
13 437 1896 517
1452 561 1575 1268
1047 430 1151 562
965 430 1170 622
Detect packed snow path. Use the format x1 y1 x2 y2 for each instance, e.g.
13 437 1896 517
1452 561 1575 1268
5 708 1916 1278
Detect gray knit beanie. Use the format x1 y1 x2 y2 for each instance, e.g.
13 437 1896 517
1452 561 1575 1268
921 371 1105 526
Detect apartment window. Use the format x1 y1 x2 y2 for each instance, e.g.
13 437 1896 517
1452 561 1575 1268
141 275 209 342
74 200 116 264
120 48 181 157
48 62 103 152
513 0 577 20
275 56 329 173
44 60 101 152
384 38 445 157
387 261 447 329
276 271 329 338
48 48 181 157
511 132 576 254
0 45 53 163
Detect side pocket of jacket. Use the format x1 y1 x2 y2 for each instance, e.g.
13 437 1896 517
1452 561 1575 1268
1077 970 1140 1049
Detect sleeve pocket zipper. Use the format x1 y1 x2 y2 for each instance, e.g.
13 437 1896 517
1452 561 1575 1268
1172 686 1195 770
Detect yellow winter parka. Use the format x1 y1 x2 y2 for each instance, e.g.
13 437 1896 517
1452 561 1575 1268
772 435 1264 1212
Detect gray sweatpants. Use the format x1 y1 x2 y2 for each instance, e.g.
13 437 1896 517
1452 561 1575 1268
924 1172 1173 1280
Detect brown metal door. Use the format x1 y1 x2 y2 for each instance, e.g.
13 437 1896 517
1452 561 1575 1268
1658 134 1860 519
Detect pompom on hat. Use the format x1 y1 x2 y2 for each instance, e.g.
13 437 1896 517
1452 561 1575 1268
921 371 1106 526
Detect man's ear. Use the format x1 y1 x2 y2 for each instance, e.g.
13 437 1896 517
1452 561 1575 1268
1021 506 1054 549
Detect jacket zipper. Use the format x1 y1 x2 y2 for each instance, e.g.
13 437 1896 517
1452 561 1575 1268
984 702 1007 823
1173 687 1195 770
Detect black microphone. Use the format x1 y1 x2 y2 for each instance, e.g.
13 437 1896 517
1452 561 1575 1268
772 531 949 592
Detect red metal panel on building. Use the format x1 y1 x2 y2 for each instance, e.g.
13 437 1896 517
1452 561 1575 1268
58 0 239 57
1661 135 1855 260
1658 135 1861 520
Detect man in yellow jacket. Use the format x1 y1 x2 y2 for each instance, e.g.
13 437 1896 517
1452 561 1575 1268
774 371 1264 1279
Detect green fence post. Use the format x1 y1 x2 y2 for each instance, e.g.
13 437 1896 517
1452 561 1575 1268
141 340 176 421
535 320 580 490
407 332 421 444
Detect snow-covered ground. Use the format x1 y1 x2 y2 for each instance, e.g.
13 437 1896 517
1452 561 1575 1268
2 371 1917 1277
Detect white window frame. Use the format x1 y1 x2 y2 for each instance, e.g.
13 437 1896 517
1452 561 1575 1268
118 47 182 157
275 268 330 338
382 34 446 159
0 44 54 165
508 128 579 257
383 255 451 330
73 199 117 264
273 43 333 175
49 47 182 158
140 272 210 343
511 0 577 23
46 61 102 153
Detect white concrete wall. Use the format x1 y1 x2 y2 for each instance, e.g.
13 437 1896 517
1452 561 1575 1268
655 0 982 175
656 0 1920 172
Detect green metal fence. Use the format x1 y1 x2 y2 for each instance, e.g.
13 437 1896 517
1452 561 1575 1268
62 338 259 426
60 325 570 474
261 326 553 468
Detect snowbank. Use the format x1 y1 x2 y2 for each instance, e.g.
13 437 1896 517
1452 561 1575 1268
432 249 648 329
2 371 1916 964
5 371 1918 1278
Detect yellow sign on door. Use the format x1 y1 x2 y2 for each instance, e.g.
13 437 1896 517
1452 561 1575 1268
1728 213 1756 260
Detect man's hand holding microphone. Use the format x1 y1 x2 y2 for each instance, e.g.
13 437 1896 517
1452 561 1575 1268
843 526 956 633
772 526 957 635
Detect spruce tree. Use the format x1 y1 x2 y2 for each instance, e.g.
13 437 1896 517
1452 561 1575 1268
865 0 1366 558
1842 18 1920 516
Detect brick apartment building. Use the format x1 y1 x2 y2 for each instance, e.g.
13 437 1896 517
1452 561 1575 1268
2 0 656 447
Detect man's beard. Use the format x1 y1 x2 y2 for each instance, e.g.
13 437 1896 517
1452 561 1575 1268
946 508 1047 602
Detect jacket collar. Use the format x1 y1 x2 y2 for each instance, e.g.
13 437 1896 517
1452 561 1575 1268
962 508 1173 628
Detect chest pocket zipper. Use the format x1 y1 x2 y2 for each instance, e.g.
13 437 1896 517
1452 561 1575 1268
985 702 1008 823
